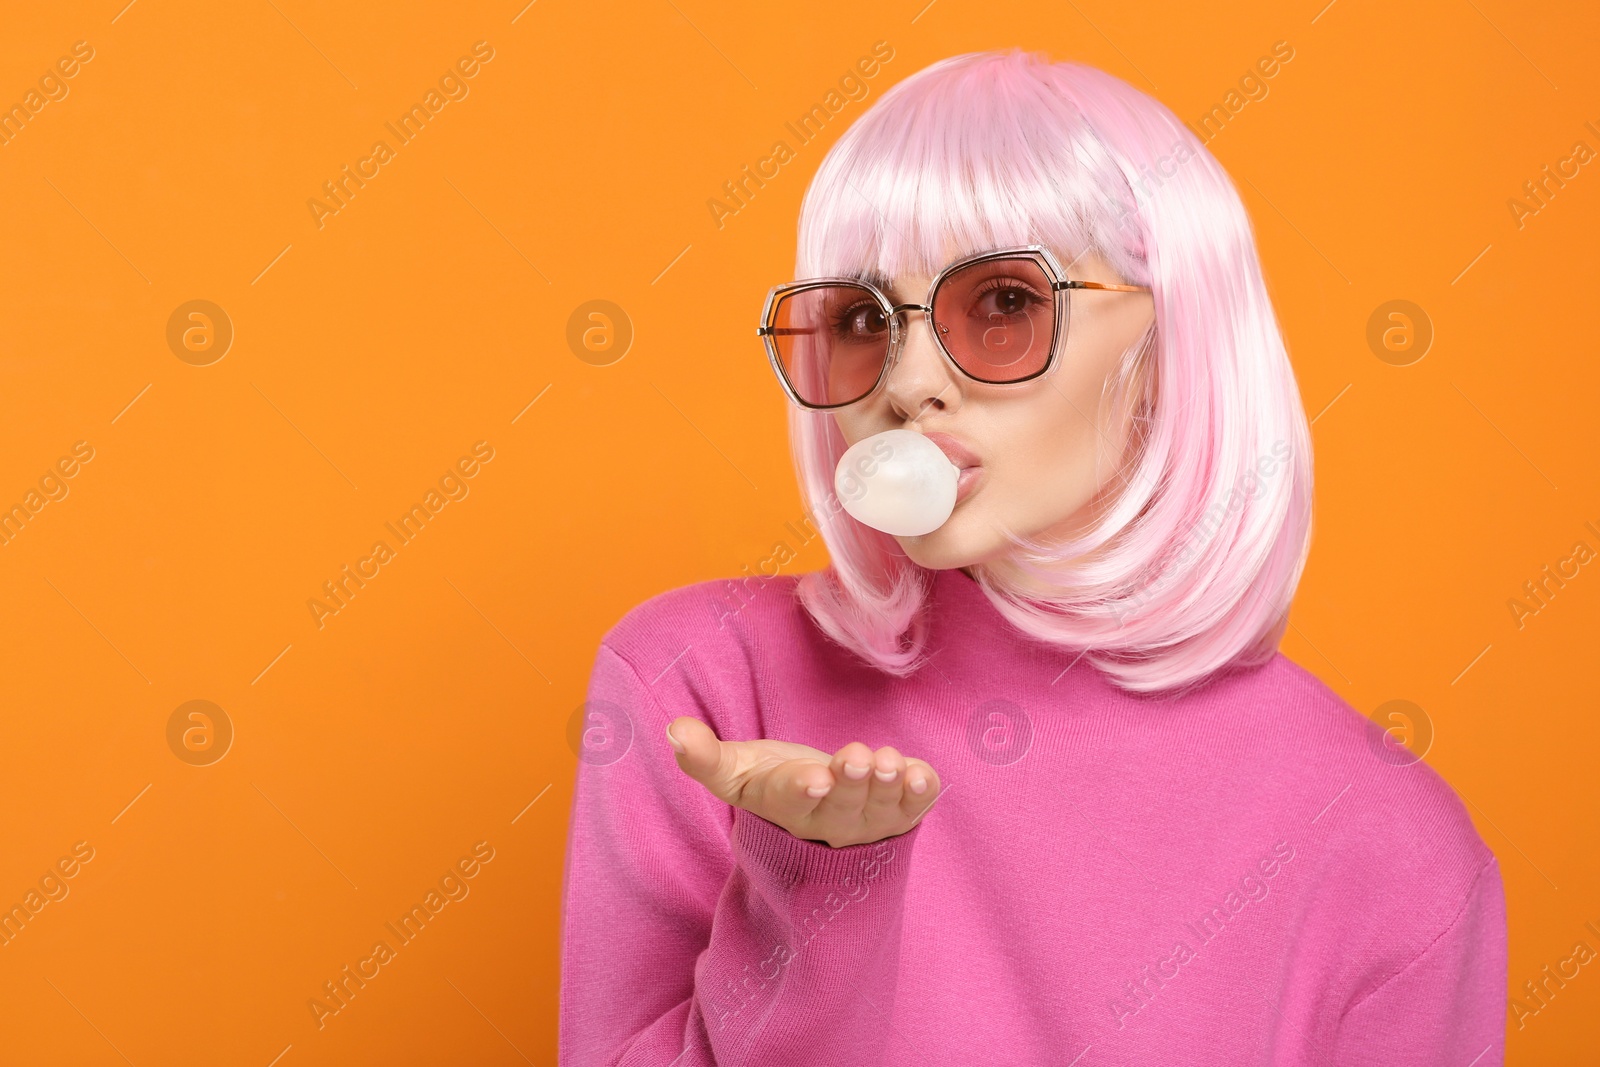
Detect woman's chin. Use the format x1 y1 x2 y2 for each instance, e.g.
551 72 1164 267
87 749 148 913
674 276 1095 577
896 516 998 571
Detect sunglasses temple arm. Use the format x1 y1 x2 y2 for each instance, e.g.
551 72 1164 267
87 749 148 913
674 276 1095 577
1064 281 1152 292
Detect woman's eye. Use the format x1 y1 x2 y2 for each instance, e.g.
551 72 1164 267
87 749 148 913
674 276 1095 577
994 289 1028 314
979 286 1039 316
837 304 886 337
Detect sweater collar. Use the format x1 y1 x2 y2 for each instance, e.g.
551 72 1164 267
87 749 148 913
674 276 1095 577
927 565 1102 685
929 564 1007 631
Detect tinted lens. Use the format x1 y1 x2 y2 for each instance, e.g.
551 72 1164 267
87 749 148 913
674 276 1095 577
932 256 1057 382
769 284 889 408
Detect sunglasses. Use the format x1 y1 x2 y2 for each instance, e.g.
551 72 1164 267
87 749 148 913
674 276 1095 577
757 244 1151 411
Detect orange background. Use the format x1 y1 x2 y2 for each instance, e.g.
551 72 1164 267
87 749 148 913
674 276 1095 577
0 0 1596 1062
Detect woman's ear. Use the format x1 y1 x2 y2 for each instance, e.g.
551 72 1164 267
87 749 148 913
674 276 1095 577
1101 324 1158 483
1126 329 1157 436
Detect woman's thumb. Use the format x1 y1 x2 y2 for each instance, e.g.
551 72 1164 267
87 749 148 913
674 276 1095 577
665 717 720 780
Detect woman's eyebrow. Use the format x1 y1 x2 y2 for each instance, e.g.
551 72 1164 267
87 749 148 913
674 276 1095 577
849 270 897 298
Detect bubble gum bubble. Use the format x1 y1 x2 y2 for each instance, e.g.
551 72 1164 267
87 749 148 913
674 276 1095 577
834 429 960 536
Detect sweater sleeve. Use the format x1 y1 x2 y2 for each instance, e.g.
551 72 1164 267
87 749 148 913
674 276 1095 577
1331 857 1508 1065
559 641 922 1066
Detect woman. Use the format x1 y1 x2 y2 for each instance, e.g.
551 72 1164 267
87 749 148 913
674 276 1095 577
559 49 1506 1065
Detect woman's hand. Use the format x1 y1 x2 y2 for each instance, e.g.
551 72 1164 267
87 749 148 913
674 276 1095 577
664 717 943 848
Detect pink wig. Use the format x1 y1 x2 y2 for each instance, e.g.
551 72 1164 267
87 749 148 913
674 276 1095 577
787 48 1314 696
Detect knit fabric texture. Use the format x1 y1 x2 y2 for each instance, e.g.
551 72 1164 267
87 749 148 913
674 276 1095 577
559 567 1507 1065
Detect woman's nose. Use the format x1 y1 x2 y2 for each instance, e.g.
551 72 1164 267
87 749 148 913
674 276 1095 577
883 308 960 420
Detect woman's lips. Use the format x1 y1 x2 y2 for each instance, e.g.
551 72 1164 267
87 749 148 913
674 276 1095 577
921 431 981 469
955 465 984 504
921 431 983 506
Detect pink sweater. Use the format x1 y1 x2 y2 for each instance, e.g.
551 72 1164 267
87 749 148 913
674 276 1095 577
559 566 1507 1064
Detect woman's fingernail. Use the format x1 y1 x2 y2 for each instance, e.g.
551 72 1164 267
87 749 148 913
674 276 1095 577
874 767 898 782
843 762 870 780
665 724 686 754
806 783 832 798
909 774 928 795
